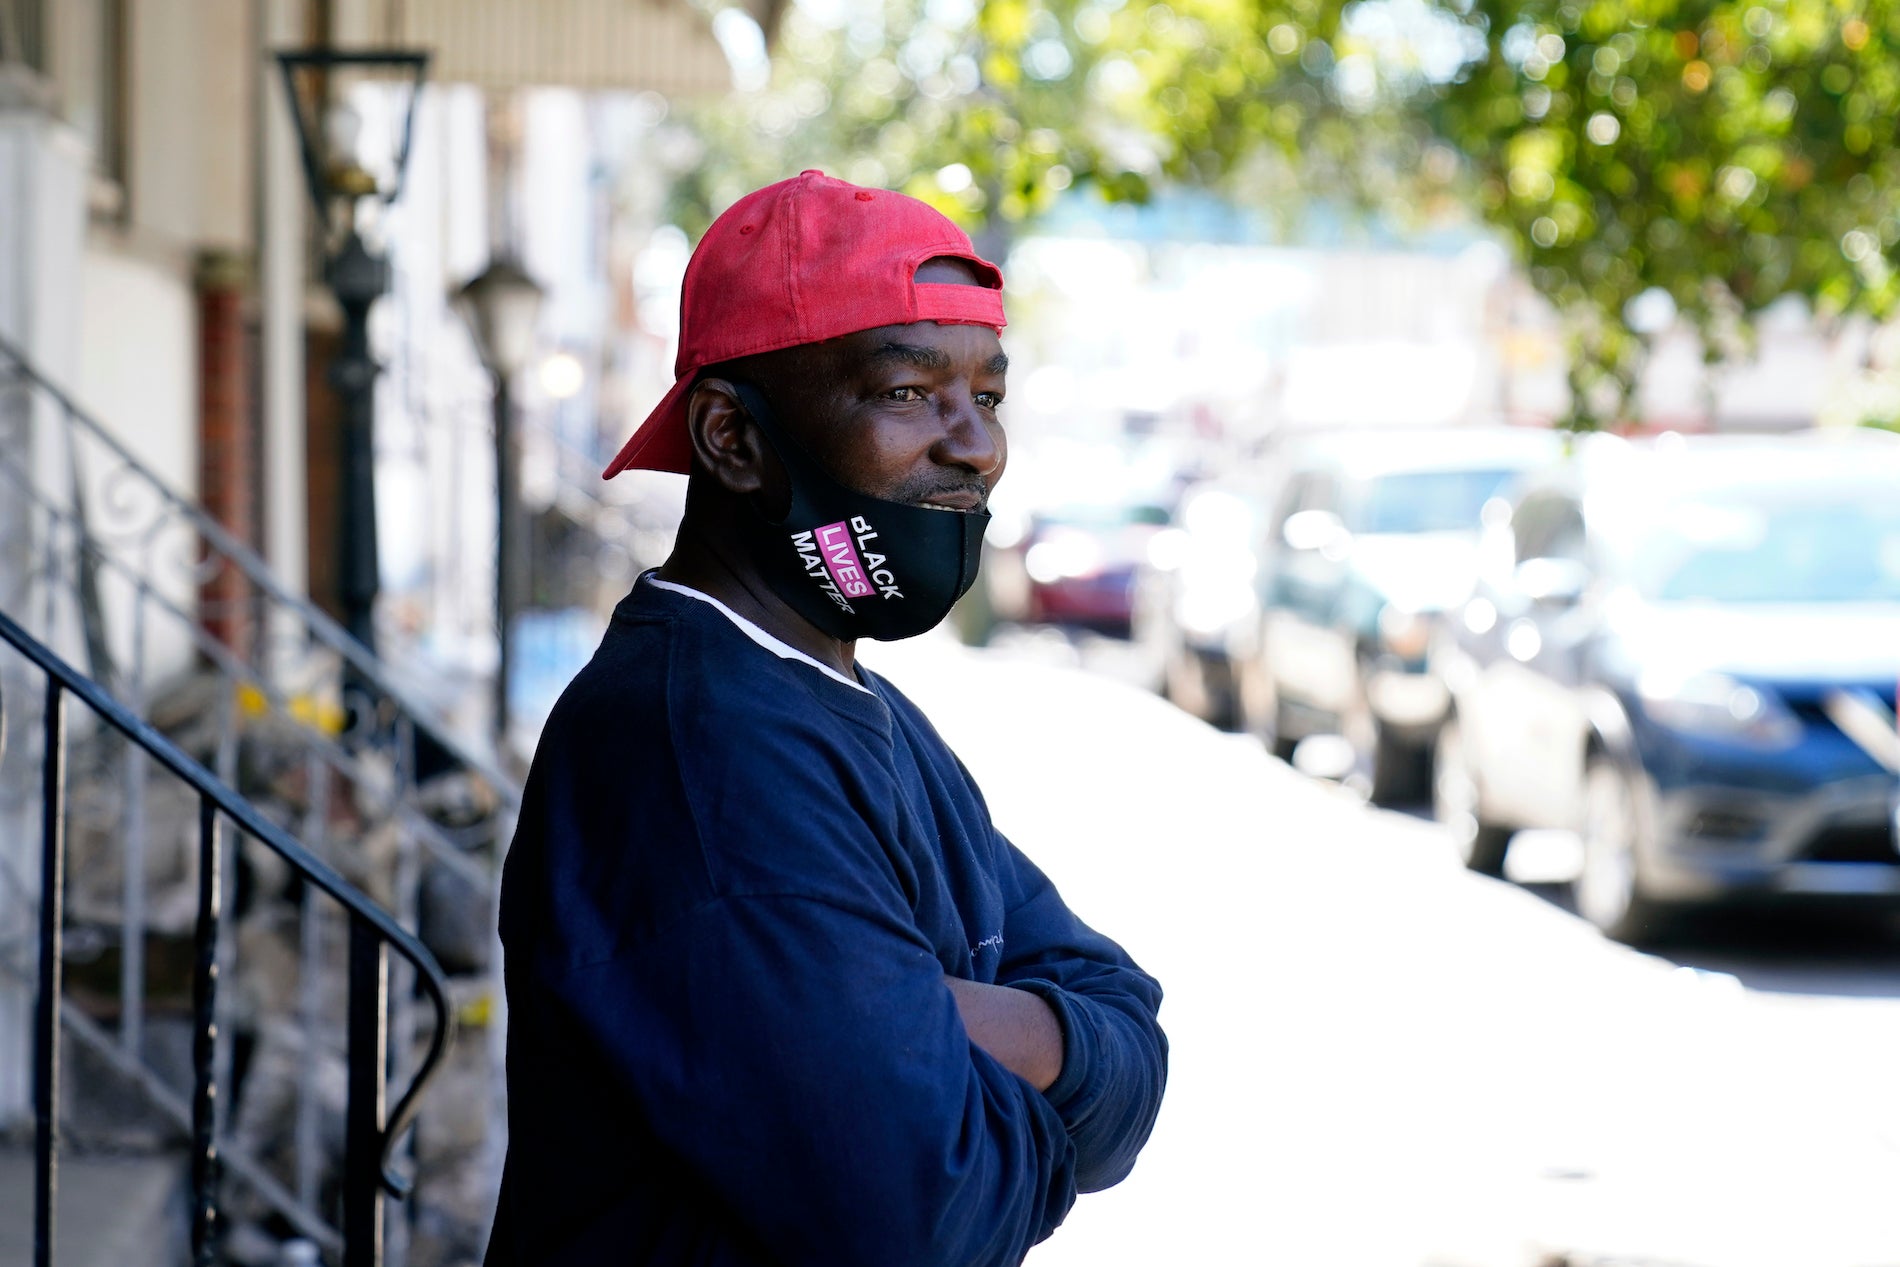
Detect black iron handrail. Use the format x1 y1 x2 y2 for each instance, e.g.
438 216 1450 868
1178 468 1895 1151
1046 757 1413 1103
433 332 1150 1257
2 604 456 1267
0 329 522 810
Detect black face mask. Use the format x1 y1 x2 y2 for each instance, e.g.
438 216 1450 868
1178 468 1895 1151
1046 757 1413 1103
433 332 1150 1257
728 381 989 643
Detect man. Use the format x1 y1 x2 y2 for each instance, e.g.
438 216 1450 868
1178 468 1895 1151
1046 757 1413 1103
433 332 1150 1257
487 171 1167 1267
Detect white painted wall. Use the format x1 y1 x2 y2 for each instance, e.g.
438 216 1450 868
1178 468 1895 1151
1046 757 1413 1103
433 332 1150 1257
51 0 260 691
123 0 206 252
260 0 310 654
73 243 202 695
113 0 253 254
77 247 199 496
195 0 255 254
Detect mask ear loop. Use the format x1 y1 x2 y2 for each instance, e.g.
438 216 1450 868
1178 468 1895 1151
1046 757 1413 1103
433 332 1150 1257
956 517 978 595
726 380 806 527
730 380 852 481
726 379 776 438
959 501 991 603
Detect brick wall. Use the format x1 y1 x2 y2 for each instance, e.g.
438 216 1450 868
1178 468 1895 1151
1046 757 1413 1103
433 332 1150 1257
195 250 255 660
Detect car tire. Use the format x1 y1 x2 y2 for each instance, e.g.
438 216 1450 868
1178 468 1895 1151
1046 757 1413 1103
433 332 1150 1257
1236 653 1270 734
1346 685 1428 807
1197 654 1242 731
1371 724 1429 807
1161 644 1204 716
1240 659 1296 760
1268 724 1296 763
1575 754 1668 944
1163 647 1236 727
1434 717 1512 875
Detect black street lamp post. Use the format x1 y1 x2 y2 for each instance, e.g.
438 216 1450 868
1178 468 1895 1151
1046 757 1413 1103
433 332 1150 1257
275 49 429 658
327 235 390 654
453 260 546 747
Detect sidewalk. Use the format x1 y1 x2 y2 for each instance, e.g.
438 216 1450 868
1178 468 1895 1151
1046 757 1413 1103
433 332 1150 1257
861 633 1900 1267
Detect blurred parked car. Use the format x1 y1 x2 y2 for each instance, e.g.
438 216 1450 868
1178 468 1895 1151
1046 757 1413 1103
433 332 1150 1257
1133 481 1272 728
987 500 1173 636
1247 427 1562 803
1433 430 1900 942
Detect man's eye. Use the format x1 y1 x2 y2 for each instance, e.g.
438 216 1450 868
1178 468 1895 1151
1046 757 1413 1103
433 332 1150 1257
976 393 1004 410
886 386 925 402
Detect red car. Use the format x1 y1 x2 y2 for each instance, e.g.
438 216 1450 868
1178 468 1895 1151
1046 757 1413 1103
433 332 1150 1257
991 502 1173 636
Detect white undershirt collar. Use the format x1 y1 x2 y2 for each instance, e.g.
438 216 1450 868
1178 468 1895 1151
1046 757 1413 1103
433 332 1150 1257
644 574 871 694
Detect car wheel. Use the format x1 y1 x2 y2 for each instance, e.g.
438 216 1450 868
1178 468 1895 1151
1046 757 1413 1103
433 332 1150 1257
1575 755 1666 943
1434 717 1512 875
1163 645 1209 719
1345 686 1428 807
1201 654 1242 731
1240 659 1295 759
1267 716 1296 762
1236 653 1271 735
1371 724 1428 806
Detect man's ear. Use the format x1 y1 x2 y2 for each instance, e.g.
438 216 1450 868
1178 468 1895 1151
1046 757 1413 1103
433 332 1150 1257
686 378 776 497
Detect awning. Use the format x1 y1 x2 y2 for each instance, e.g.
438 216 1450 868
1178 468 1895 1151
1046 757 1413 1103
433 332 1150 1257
368 0 741 97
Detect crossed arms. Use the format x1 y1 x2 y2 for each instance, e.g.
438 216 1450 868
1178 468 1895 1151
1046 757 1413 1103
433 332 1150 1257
948 975 1065 1092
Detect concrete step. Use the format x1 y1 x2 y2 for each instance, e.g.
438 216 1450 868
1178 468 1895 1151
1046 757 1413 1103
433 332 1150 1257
0 1146 187 1267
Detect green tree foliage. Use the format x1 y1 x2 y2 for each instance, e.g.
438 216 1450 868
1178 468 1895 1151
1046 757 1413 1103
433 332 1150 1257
668 0 1380 241
673 0 1900 425
1426 0 1900 422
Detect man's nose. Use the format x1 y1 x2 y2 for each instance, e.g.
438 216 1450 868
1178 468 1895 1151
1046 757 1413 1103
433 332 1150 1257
932 395 1004 477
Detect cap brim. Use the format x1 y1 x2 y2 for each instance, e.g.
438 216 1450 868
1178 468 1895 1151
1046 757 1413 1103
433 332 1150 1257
602 373 695 478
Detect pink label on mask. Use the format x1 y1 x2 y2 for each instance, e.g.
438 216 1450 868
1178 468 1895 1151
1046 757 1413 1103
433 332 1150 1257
814 521 875 598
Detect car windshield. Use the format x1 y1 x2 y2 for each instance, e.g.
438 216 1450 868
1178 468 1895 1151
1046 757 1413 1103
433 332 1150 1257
1633 487 1900 604
1343 468 1520 535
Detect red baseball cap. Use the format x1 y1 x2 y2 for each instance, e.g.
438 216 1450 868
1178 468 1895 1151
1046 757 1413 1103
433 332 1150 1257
603 170 1007 478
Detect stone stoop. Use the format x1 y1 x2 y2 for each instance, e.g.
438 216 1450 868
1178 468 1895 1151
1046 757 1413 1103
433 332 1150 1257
0 1146 189 1267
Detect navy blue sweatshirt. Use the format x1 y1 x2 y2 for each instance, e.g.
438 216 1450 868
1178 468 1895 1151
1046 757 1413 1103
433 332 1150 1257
486 578 1167 1267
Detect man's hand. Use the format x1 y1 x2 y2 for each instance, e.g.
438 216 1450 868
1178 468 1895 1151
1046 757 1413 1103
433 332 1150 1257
944 977 1065 1092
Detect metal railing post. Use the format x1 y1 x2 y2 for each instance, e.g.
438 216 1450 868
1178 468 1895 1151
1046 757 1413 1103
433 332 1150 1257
297 750 329 1216
33 679 67 1267
211 678 241 1192
120 741 147 1060
388 716 421 1267
345 914 390 1267
120 565 151 1065
191 795 225 1266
